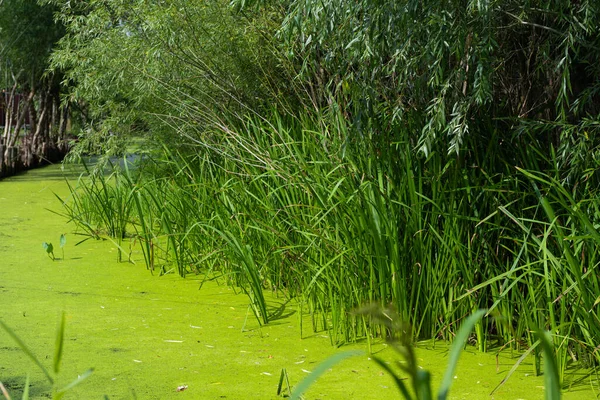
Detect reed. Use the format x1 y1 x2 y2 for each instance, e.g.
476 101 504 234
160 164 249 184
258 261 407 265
60 108 600 384
54 160 136 262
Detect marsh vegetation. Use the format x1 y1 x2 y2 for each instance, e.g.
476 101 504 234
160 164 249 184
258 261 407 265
2 0 600 398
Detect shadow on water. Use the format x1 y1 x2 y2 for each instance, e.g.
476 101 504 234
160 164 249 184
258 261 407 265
268 298 296 321
1 154 143 182
0 375 52 399
562 363 600 392
3 164 80 181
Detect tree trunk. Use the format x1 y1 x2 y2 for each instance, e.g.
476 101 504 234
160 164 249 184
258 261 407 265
51 95 58 134
58 104 69 152
5 146 19 175
2 82 17 144
0 144 4 176
7 89 35 148
30 93 48 165
28 94 38 135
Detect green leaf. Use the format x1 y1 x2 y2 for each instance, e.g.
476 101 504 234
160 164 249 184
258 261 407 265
54 368 94 399
416 369 433 400
536 331 561 400
54 313 66 374
437 309 487 400
290 350 363 400
276 368 291 397
371 355 413 400
43 242 55 259
21 375 30 400
59 234 67 249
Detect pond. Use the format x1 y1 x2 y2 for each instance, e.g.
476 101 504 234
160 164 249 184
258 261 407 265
0 164 597 399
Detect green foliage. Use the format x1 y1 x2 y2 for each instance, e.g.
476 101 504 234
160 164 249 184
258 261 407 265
0 0 64 84
48 0 600 391
0 0 70 176
43 242 55 260
48 0 289 158
42 235 67 261
60 107 600 378
276 368 291 397
279 0 600 164
59 233 66 259
53 160 136 262
350 307 489 399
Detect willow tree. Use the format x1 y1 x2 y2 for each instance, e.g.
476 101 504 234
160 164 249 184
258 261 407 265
0 0 67 176
273 0 600 180
48 0 289 161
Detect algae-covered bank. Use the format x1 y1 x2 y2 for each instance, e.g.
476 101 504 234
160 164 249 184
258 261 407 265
0 164 597 399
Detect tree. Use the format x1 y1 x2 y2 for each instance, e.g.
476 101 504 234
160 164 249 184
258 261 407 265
48 0 290 161
276 0 600 180
0 0 68 176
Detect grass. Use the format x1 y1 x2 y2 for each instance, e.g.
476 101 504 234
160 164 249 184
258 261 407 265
57 108 600 392
52 160 136 262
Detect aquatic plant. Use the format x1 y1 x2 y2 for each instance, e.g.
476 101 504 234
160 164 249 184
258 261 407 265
57 109 600 380
59 234 66 260
42 242 55 261
42 235 67 262
53 160 136 263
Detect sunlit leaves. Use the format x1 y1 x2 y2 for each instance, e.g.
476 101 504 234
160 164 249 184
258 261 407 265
278 0 600 161
49 0 284 160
